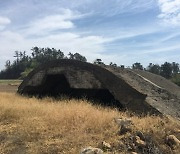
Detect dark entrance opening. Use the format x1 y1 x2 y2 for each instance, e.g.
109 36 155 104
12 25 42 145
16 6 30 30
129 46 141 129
68 89 123 108
41 74 71 96
27 74 123 108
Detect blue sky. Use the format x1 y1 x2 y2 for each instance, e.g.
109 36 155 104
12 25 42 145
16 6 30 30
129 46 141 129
0 0 180 70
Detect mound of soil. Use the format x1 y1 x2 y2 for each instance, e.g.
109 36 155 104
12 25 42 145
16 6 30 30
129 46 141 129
133 69 180 98
18 60 180 119
106 66 180 119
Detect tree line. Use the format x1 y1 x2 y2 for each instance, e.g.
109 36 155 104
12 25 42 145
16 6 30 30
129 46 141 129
0 47 179 86
0 47 87 79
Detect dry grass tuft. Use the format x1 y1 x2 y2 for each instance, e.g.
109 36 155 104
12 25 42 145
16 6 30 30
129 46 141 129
0 92 179 154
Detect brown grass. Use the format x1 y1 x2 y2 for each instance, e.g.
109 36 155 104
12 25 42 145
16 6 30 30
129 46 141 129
0 92 179 154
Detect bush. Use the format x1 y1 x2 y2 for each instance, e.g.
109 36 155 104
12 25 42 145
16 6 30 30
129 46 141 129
171 73 180 86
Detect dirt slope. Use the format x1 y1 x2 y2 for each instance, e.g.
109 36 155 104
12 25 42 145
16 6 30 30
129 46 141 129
106 66 180 120
133 69 180 98
0 84 18 93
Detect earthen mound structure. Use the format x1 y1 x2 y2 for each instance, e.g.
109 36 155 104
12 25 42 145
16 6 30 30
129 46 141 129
18 60 180 119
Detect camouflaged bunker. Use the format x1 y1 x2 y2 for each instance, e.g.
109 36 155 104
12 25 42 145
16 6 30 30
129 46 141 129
18 59 180 118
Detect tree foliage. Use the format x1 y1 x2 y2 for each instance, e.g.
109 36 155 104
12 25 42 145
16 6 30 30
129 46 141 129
68 52 87 62
0 48 179 87
171 62 179 74
147 62 180 86
0 47 87 79
109 62 117 67
160 62 173 79
147 62 179 79
132 62 143 70
94 59 104 65
171 73 180 86
147 63 161 75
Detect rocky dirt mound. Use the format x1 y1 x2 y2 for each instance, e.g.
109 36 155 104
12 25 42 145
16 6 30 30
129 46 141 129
106 66 180 120
133 69 180 98
81 117 180 154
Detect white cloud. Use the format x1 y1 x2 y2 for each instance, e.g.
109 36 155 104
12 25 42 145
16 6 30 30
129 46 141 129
30 33 107 54
0 30 114 70
21 9 83 36
0 31 25 55
0 8 117 70
0 16 10 25
158 0 180 26
0 16 11 30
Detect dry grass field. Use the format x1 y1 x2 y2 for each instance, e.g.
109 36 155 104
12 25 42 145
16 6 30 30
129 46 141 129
0 92 179 154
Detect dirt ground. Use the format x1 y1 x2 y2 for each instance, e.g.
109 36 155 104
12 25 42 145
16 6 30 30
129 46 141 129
0 80 21 93
106 67 180 119
133 69 180 98
0 84 19 93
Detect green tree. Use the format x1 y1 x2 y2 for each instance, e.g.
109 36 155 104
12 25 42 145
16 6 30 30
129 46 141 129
171 73 180 86
5 60 11 69
132 62 143 70
109 62 117 67
160 62 172 79
0 47 88 79
94 59 104 65
68 52 87 62
73 53 87 62
171 62 179 75
147 63 161 75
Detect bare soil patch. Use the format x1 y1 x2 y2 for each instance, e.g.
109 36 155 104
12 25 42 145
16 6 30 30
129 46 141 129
0 80 22 93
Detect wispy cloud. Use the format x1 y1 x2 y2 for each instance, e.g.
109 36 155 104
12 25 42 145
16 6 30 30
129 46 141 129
21 9 84 36
140 44 180 54
158 0 180 26
71 0 156 16
0 4 117 70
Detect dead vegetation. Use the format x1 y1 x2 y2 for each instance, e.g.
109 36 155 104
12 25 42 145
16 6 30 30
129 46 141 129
0 92 179 154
